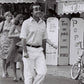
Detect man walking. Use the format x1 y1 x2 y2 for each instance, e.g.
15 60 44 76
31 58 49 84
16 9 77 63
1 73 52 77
20 3 57 84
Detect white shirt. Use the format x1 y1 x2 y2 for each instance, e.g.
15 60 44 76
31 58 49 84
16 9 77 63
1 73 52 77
20 17 47 46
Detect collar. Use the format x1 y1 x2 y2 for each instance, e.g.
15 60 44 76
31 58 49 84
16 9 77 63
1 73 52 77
29 17 43 23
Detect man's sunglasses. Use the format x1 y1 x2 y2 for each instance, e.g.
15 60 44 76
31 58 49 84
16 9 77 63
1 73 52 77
33 6 41 11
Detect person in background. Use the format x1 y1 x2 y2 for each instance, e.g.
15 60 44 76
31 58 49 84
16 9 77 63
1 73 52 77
11 12 18 24
0 11 12 78
0 15 5 22
6 14 24 81
20 3 57 84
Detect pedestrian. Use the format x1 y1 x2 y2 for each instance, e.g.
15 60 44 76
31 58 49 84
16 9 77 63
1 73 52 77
20 3 57 84
0 11 13 78
11 12 18 24
6 14 24 81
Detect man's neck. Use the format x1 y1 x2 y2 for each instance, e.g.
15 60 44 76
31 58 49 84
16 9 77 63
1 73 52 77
33 16 40 23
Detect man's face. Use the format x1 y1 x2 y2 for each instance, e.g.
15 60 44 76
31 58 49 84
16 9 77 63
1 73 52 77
32 5 41 18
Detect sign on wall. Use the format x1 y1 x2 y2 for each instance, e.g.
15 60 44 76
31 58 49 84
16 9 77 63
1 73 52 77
70 18 84 65
58 2 84 14
46 17 58 65
58 18 70 65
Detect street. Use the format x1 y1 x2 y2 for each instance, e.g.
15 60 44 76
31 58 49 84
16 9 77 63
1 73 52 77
0 75 79 84
0 60 79 84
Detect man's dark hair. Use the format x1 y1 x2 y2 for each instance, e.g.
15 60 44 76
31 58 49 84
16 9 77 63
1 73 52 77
29 3 41 16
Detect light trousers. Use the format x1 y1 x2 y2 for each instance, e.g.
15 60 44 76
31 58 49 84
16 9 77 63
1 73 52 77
23 47 47 84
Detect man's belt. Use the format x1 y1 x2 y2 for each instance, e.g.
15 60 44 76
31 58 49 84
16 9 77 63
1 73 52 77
26 44 41 48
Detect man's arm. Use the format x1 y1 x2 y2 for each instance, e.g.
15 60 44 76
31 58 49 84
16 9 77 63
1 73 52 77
20 20 29 58
22 38 29 58
46 39 57 49
43 23 57 49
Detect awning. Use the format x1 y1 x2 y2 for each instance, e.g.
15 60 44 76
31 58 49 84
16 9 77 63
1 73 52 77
57 1 84 15
37 0 56 4
0 0 36 3
56 0 83 2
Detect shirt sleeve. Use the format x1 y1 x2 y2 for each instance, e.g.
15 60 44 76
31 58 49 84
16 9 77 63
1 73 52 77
20 21 28 39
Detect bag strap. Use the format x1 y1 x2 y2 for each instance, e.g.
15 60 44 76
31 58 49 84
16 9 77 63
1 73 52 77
0 21 5 33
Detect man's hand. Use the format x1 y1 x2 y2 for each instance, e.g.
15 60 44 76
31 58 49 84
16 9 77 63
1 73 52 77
52 44 58 49
23 52 29 58
46 39 58 49
22 39 29 58
24 54 29 58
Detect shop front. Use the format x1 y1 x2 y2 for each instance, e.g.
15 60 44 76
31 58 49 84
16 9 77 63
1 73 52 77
56 0 84 65
45 0 84 66
1 0 84 66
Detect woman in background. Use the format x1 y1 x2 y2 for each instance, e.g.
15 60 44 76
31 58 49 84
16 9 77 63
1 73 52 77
0 11 12 78
6 14 24 81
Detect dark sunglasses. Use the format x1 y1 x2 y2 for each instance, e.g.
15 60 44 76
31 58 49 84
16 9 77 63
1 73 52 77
33 6 41 11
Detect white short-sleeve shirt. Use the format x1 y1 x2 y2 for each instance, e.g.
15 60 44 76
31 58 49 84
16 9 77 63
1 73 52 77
20 17 47 46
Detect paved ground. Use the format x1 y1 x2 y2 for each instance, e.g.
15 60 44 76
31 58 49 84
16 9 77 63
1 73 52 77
47 65 71 78
0 59 71 78
0 76 79 84
0 59 79 84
